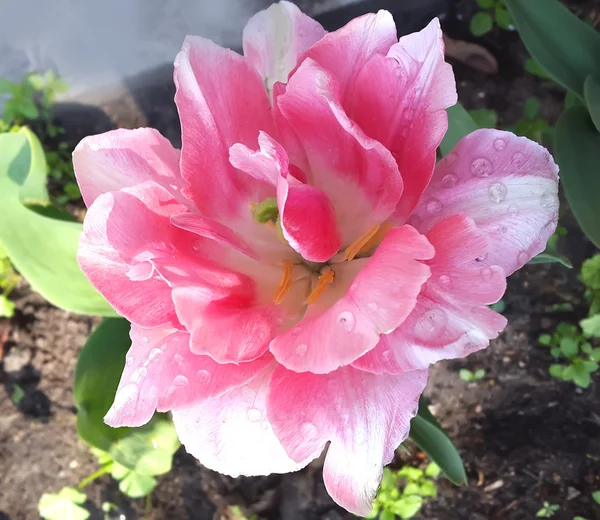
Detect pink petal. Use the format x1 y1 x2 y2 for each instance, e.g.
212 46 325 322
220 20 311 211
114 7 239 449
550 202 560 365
302 10 397 99
270 225 434 373
105 325 272 427
275 58 403 244
267 365 428 515
173 279 281 363
243 1 326 94
353 214 507 374
172 364 315 477
347 19 457 221
73 128 183 207
174 36 275 220
78 182 191 327
410 129 559 275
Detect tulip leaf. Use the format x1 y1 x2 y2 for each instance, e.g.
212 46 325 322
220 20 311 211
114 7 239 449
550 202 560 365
554 105 600 248
440 104 478 157
74 318 179 475
409 401 467 485
505 0 600 98
584 76 600 133
74 318 133 451
0 128 116 316
528 252 572 268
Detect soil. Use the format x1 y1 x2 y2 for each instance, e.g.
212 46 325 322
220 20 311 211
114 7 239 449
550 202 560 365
2 2 600 519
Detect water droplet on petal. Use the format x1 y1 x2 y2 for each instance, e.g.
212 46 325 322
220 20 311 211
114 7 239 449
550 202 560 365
300 422 318 440
470 157 493 177
125 355 135 367
540 191 558 209
438 275 452 289
517 250 529 265
441 173 458 188
337 311 356 332
174 354 184 365
475 254 488 262
112 384 139 414
394 67 403 78
414 309 448 340
382 350 392 362
172 375 188 388
508 204 519 217
147 348 162 362
403 107 414 119
488 182 507 203
260 420 269 430
291 327 301 336
426 198 443 214
480 267 493 280
493 138 506 151
295 344 307 356
130 366 148 383
512 152 524 166
247 408 262 423
197 370 211 384
400 126 409 138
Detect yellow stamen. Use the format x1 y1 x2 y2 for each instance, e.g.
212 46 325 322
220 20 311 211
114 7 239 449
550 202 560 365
306 267 335 304
356 222 393 256
344 224 383 261
273 260 294 305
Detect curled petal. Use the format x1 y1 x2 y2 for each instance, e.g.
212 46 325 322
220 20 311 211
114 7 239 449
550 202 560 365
73 128 183 207
105 325 272 427
410 129 559 275
353 214 507 374
267 365 428 515
270 225 434 373
172 364 315 477
243 0 326 94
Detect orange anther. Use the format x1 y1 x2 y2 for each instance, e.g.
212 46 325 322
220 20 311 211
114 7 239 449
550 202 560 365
306 267 335 304
273 260 294 305
344 224 382 261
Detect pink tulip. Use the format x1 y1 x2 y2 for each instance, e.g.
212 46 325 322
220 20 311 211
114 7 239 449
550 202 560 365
73 2 559 514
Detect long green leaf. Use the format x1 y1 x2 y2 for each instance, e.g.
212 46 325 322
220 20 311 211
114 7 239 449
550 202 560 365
505 0 600 98
0 128 116 316
584 76 600 133
439 104 478 157
554 105 600 247
409 403 467 485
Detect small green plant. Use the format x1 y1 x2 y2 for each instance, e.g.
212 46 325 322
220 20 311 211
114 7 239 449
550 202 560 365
511 97 551 144
229 505 259 520
580 255 600 315
0 245 19 318
459 368 486 382
538 323 599 388
470 0 513 37
0 71 78 205
536 502 559 517
593 490 600 504
468 108 498 129
364 462 440 519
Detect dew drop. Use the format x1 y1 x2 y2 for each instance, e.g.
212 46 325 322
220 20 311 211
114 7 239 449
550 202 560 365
337 311 356 332
512 152 524 166
400 126 409 138
438 275 452 289
500 225 508 234
493 138 506 151
517 250 529 265
130 366 148 383
540 191 558 209
295 344 308 356
480 267 493 280
300 422 319 440
403 107 414 119
197 370 211 384
507 204 519 217
139 336 148 345
174 354 184 365
441 173 458 188
291 327 301 336
260 420 269 430
147 348 162 362
394 67 403 78
247 408 262 423
475 253 488 262
426 198 443 214
112 384 139 413
488 182 507 203
172 375 189 388
470 157 493 177
414 309 448 340
125 355 135 367
382 350 392 362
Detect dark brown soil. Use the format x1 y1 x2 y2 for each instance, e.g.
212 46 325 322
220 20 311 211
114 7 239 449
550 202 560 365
2 2 600 519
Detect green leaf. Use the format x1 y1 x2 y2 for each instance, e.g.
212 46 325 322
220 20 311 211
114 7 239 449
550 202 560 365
440 104 478 157
572 362 592 388
494 7 513 30
505 0 600 97
529 252 572 268
73 318 132 451
592 490 600 504
38 487 90 520
581 255 600 289
470 12 494 36
459 369 473 382
489 299 505 313
0 295 15 318
549 364 565 378
525 59 551 79
0 77 15 93
473 369 486 380
0 129 116 315
589 348 600 362
554 105 600 248
118 472 157 498
582 360 599 373
468 108 498 129
425 462 441 478
580 314 600 337
584 76 600 133
418 480 437 497
477 0 494 8
559 337 579 358
391 495 423 519
409 415 467 485
538 334 552 346
550 348 561 359
379 510 396 520
524 98 541 119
